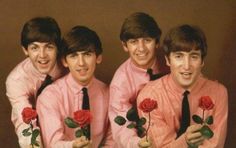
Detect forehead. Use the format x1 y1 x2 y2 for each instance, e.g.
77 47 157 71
172 49 201 55
28 41 55 46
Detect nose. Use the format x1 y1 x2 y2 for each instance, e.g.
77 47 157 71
183 56 190 70
39 48 47 58
137 40 145 51
77 55 85 66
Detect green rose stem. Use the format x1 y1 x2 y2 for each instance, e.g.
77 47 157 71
202 109 205 125
146 112 151 142
30 121 34 148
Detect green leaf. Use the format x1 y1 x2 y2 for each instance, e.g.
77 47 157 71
192 115 203 124
126 106 139 122
137 126 146 138
64 117 79 128
31 129 40 144
114 116 126 125
137 117 146 126
200 125 214 139
82 126 90 140
34 142 40 146
127 123 136 129
22 127 31 136
205 116 213 125
75 129 84 138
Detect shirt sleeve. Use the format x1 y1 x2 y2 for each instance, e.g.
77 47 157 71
109 84 140 148
199 84 228 148
36 86 73 148
137 86 188 148
6 76 43 148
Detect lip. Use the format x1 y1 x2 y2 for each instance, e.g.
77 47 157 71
76 68 88 76
180 72 192 79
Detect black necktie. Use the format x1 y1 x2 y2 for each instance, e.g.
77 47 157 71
147 68 166 81
177 90 190 138
81 87 90 139
36 75 53 97
82 87 90 110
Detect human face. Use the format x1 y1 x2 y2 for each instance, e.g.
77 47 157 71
23 42 58 74
165 50 204 90
62 51 102 86
122 37 158 69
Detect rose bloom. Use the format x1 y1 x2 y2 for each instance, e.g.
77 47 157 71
199 96 214 110
21 107 37 124
74 110 92 127
139 98 158 113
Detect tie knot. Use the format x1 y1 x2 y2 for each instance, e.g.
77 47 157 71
82 87 87 93
45 75 52 82
147 68 153 75
183 90 190 96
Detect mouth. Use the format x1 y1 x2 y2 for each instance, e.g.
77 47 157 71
180 72 192 79
136 52 148 59
76 68 88 76
38 60 50 67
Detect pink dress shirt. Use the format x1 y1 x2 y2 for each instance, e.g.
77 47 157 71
37 73 113 148
6 58 66 148
109 58 167 147
137 74 228 148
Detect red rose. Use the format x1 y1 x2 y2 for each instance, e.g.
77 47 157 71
73 110 92 127
139 98 158 113
199 96 214 110
21 107 37 124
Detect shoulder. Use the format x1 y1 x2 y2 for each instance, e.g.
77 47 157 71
202 77 227 93
6 58 32 82
112 59 130 78
92 78 109 92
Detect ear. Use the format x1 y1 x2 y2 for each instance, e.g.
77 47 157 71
22 46 29 56
201 60 205 67
165 55 170 66
121 41 128 52
96 55 102 64
61 57 68 67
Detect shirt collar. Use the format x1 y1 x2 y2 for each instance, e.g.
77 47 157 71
129 58 158 75
67 73 95 94
167 73 204 95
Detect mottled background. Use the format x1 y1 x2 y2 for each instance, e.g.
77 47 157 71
0 0 235 147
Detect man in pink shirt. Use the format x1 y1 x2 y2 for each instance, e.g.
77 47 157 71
137 24 228 148
109 12 169 148
37 26 114 148
6 17 66 147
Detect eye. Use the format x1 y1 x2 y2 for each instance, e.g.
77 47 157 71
191 54 200 60
68 53 78 58
29 45 39 51
144 38 153 43
84 52 93 57
46 44 56 50
174 54 183 59
128 39 137 44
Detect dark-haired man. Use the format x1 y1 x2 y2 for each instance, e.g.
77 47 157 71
6 16 66 147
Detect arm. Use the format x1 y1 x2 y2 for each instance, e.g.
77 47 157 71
6 77 42 147
109 85 141 147
36 87 73 148
137 87 189 148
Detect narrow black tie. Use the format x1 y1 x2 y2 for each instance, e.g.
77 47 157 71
147 68 166 81
82 87 90 110
177 90 190 138
81 87 90 139
36 75 53 97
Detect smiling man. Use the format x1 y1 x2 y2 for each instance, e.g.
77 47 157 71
137 24 228 148
36 26 114 148
109 12 169 148
5 17 66 147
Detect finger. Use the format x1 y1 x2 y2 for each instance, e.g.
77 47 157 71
187 131 202 141
187 124 203 133
191 136 205 145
